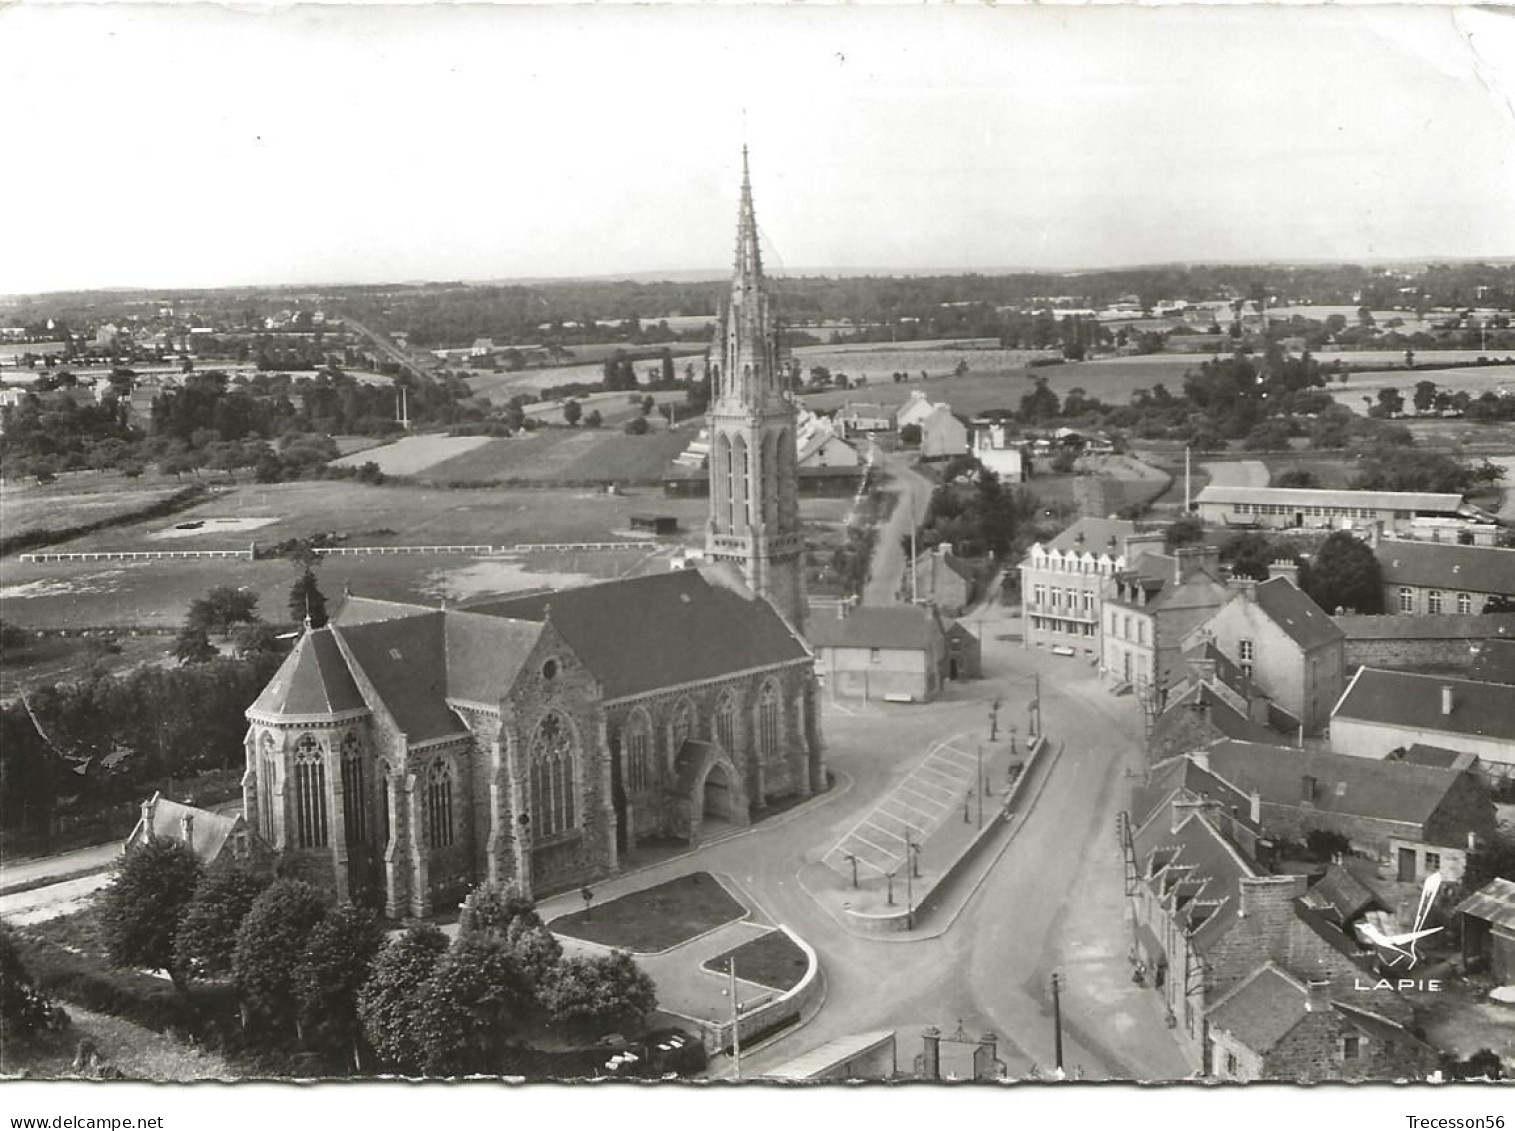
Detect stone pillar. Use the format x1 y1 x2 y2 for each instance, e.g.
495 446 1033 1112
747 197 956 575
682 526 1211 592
241 732 257 837
327 739 350 904
405 770 429 918
806 679 828 794
504 724 533 900
484 736 507 887
920 1027 941 1081
598 712 618 876
382 771 403 919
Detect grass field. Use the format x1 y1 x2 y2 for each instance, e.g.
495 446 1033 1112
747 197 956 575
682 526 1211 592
1326 364 1515 412
792 343 1049 382
701 928 809 993
549 872 745 953
419 427 690 483
328 434 497 476
1 473 191 543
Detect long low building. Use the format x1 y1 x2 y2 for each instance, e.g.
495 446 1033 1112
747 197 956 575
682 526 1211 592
1194 485 1466 534
1379 540 1515 616
1330 667 1515 777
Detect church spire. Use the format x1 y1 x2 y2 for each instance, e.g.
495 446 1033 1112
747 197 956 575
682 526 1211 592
734 145 763 287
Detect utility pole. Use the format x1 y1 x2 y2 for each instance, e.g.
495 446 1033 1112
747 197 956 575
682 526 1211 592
1051 973 1065 1074
1184 445 1192 514
730 959 742 1080
977 745 984 828
904 830 915 929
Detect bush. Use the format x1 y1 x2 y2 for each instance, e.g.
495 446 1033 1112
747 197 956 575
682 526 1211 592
15 934 216 1037
1 926 68 1041
623 416 650 436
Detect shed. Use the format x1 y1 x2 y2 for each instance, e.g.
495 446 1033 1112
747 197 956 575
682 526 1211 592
1456 878 1515 983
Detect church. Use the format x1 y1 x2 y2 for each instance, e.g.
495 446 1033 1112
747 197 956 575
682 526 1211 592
242 153 825 918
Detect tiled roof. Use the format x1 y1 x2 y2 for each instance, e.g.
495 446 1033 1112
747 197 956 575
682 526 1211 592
1305 863 1381 925
468 568 809 702
443 611 543 705
132 794 244 864
1196 485 1465 512
1160 683 1276 745
336 613 467 743
1337 613 1515 641
1207 964 1310 1054
1333 668 1515 744
248 627 366 717
1455 877 1515 930
1377 541 1515 596
1253 577 1344 651
1205 739 1471 829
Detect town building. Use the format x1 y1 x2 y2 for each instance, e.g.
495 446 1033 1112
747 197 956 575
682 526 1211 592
1147 643 1288 762
1337 613 1515 673
1207 964 1436 1082
807 604 979 703
243 153 826 917
1198 741 1495 884
919 405 968 461
1019 516 1138 659
1330 668 1515 778
908 542 977 616
1181 572 1345 735
969 421 1025 482
795 410 863 469
894 390 940 431
1193 485 1470 536
835 402 898 436
1456 878 1515 984
1378 541 1515 616
126 792 273 870
1101 538 1230 705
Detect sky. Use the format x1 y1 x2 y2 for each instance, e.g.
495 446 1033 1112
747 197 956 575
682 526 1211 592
4 4 1515 294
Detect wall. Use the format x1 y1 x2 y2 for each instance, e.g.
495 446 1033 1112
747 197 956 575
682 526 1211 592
1330 717 1515 776
820 645 931 702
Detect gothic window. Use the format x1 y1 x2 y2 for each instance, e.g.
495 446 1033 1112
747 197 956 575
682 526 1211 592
731 435 749 531
758 680 782 763
670 698 696 755
714 690 738 756
427 759 454 850
258 732 278 840
340 732 366 846
623 711 651 795
293 733 328 849
761 431 778 527
777 431 797 525
529 712 577 840
377 767 391 849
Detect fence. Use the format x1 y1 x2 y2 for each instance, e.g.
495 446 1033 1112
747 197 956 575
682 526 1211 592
19 548 254 563
20 541 662 564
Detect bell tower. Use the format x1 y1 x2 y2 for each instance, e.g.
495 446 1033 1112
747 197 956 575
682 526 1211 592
705 149 806 633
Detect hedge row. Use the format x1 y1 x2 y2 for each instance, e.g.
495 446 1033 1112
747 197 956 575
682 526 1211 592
1 485 207 559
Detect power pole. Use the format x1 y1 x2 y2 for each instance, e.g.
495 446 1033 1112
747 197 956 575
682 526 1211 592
730 959 742 1080
977 745 984 828
1051 973 1065 1074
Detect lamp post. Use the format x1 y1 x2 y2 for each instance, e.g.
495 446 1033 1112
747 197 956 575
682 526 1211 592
989 697 1001 743
1009 724 1018 757
1050 972 1065 1073
977 745 985 828
884 870 897 906
844 852 859 890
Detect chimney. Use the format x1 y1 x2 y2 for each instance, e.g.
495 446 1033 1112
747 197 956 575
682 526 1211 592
180 812 195 847
1190 749 1210 773
140 792 160 842
1267 558 1300 587
1172 795 1208 833
1123 529 1166 561
1249 789 1262 825
1229 577 1258 601
1304 980 1332 1013
1367 520 1384 549
1192 658 1218 685
1237 875 1309 923
1441 685 1455 716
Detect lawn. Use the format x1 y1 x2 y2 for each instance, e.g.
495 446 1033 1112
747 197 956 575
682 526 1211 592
548 872 746 953
0 1004 237 1080
700 928 809 993
417 426 691 484
328 434 497 476
1 473 191 544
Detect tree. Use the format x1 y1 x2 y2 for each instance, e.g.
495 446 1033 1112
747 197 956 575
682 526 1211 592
293 904 384 1064
540 951 656 1035
231 622 283 659
98 837 204 997
457 882 541 939
414 935 530 1076
173 624 218 666
1224 532 1296 582
233 879 327 1035
506 920 563 1005
1413 380 1440 415
1 925 66 1042
288 567 328 629
175 863 270 981
623 416 649 436
583 409 603 429
1374 387 1405 418
360 923 450 1073
562 400 583 427
899 423 922 446
641 395 655 417
1165 516 1205 549
1272 468 1320 490
1462 831 1515 892
1301 531 1383 614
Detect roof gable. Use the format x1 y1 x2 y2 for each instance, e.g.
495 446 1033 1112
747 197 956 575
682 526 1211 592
1333 668 1515 744
1377 541 1515 596
1252 577 1344 651
808 605 941 651
249 627 366 718
335 612 467 743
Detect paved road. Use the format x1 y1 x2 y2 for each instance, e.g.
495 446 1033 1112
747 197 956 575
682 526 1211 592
0 841 120 894
862 450 936 607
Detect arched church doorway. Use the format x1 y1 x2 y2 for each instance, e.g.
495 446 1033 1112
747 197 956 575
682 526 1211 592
703 761 734 822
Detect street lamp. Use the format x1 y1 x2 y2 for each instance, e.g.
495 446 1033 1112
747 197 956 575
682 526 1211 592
844 851 859 890
1009 724 1018 757
989 697 1001 743
1050 972 1065 1073
884 870 897 907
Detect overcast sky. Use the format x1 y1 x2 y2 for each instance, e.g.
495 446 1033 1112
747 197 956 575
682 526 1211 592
5 4 1515 294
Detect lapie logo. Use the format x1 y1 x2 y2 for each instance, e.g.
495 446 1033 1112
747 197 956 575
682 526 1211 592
1353 872 1445 992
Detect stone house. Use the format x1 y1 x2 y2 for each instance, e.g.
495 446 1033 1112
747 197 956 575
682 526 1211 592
1181 571 1345 735
807 604 974 703
1456 878 1515 983
1147 655 1281 765
126 792 273 871
969 422 1025 482
909 543 977 616
919 405 969 461
1019 516 1138 660
1338 613 1515 673
244 569 824 917
835 402 898 436
1208 964 1436 1082
1102 541 1230 708
1378 540 1515 616
1330 667 1515 780
1126 759 1414 1075
1199 741 1496 884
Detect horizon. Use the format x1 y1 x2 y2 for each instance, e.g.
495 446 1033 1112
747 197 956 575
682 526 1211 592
7 5 1515 295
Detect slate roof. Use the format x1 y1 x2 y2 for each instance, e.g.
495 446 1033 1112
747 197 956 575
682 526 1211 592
1337 613 1515 641
336 612 467 742
1205 739 1471 829
1377 541 1515 596
1196 485 1465 513
1253 576 1344 651
1333 668 1515 744
249 627 365 717
467 568 809 702
807 605 942 652
1132 787 1257 954
1160 683 1276 746
1456 878 1515 929
129 793 244 864
443 610 543 705
1207 964 1310 1054
1042 516 1137 556
1304 864 1381 926
1393 744 1478 771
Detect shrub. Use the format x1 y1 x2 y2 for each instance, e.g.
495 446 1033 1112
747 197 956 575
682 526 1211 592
0 926 68 1041
176 863 271 981
359 923 449 1074
232 880 327 1035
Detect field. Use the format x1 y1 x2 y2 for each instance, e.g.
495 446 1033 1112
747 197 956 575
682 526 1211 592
328 434 496 476
419 426 691 483
1 473 191 544
792 342 1049 382
1326 364 1515 412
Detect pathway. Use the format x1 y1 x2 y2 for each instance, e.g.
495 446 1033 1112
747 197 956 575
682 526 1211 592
861 450 935 607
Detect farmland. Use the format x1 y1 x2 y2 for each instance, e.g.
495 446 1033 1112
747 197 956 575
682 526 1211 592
1326 364 1515 412
329 434 497 476
418 426 691 484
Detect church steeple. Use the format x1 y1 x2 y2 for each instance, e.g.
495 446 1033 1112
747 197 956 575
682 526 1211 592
705 150 806 633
